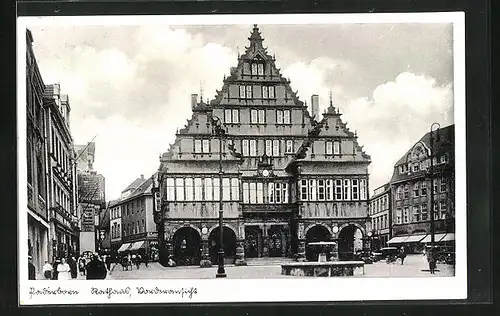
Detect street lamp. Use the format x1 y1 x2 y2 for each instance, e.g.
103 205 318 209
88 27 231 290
367 231 373 252
211 116 227 278
429 123 440 251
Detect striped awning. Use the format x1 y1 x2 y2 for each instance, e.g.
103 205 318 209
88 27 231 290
420 233 447 243
387 235 410 244
404 234 428 243
129 241 146 251
440 233 455 242
117 243 132 252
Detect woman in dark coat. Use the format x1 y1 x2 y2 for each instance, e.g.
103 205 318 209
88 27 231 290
68 256 78 279
427 247 437 274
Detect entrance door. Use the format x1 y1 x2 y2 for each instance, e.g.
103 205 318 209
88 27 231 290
268 226 283 257
245 226 262 258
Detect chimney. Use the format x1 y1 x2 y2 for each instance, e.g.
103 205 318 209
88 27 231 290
191 94 198 109
311 95 320 119
141 174 144 180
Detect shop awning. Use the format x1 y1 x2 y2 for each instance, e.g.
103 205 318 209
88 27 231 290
420 233 447 243
117 243 132 252
387 235 410 244
129 241 146 251
440 233 455 242
403 234 428 243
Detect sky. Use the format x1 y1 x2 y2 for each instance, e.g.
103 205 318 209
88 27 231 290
28 22 454 201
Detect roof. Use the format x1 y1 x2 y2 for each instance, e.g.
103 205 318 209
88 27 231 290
121 176 146 194
395 125 454 167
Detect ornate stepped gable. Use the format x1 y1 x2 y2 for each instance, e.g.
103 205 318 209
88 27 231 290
161 24 370 166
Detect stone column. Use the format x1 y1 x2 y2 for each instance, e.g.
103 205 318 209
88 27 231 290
297 239 306 262
261 225 269 257
199 239 212 268
234 239 247 266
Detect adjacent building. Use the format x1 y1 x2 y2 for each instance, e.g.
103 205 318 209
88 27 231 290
43 83 79 261
368 184 391 250
156 25 371 266
113 175 159 260
26 29 50 273
387 125 455 253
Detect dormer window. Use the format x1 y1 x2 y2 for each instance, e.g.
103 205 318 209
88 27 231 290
251 62 264 75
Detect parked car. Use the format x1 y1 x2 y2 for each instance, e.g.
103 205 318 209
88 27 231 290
375 247 400 263
354 250 374 264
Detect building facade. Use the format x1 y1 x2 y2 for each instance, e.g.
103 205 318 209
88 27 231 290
368 184 391 250
109 200 122 255
26 29 50 274
43 83 79 261
75 142 106 254
114 175 159 260
388 125 455 253
156 25 371 266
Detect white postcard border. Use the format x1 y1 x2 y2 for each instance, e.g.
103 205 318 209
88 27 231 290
17 12 467 305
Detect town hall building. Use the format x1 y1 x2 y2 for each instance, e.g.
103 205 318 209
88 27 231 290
155 25 372 265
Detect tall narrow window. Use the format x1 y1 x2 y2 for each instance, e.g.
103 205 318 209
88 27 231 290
361 180 368 200
283 110 290 124
403 207 410 223
175 178 184 201
268 183 275 203
262 86 269 99
249 140 257 156
276 110 283 124
396 209 402 224
185 178 193 201
258 109 265 124
326 179 333 201
421 182 427 196
333 141 341 155
275 183 282 203
421 204 428 220
351 179 359 200
205 178 213 201
309 179 317 201
343 179 351 200
224 109 232 123
246 85 253 99
335 179 343 200
249 182 256 204
265 140 272 156
257 63 264 75
26 139 32 184
202 140 210 153
256 183 264 204
286 140 294 153
269 86 275 99
251 110 258 123
272 140 280 157
231 178 239 201
213 178 220 201
251 63 258 75
194 178 202 200
222 178 231 201
194 139 202 153
440 177 447 192
232 109 239 123
243 182 249 203
242 139 249 156
326 141 333 155
239 86 245 98
300 180 308 201
317 180 325 201
282 183 288 203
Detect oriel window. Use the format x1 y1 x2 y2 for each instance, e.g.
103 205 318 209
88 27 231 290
285 140 294 154
317 180 325 201
351 179 359 200
343 179 351 200
300 180 308 201
335 179 343 200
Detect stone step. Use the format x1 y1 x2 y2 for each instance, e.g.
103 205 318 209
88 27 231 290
245 257 295 266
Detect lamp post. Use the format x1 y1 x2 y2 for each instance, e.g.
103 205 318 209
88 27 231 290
367 231 373 252
429 123 440 251
211 116 227 278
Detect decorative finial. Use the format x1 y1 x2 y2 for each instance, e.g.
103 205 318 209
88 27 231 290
200 81 203 101
329 89 333 106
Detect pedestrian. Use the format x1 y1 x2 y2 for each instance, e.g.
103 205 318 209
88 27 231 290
78 256 86 276
167 256 176 267
68 257 78 279
426 247 437 274
105 255 111 271
136 254 141 269
52 258 60 280
42 261 53 280
28 255 36 280
399 246 407 265
143 253 149 268
56 257 71 280
86 253 107 280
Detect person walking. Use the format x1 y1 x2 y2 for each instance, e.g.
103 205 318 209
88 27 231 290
143 253 149 268
56 258 71 280
68 257 78 279
86 253 107 280
427 247 437 274
399 246 407 265
42 261 53 280
28 255 36 280
105 255 111 271
78 256 86 276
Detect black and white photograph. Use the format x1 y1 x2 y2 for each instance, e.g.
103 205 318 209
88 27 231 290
18 13 466 304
